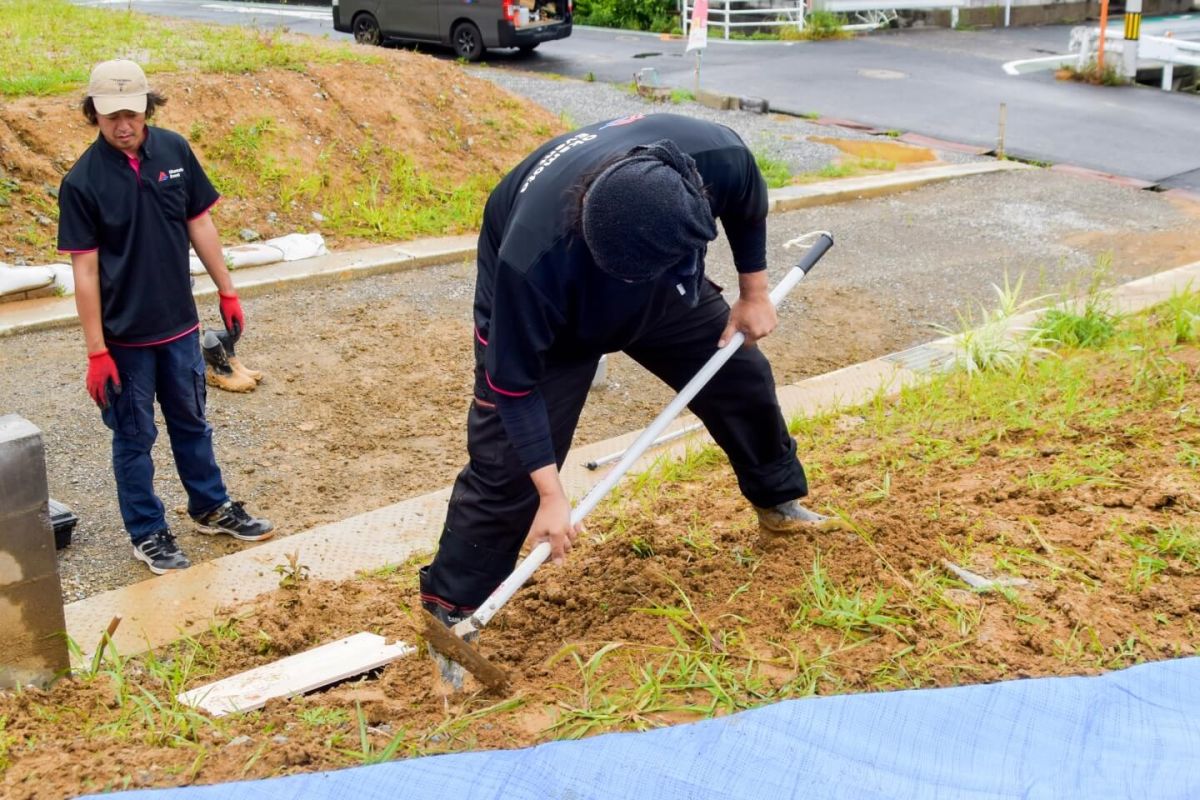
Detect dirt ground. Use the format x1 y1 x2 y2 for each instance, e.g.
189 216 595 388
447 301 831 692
2 313 1197 798
0 54 563 261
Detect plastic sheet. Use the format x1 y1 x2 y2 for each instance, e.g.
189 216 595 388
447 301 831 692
92 657 1200 800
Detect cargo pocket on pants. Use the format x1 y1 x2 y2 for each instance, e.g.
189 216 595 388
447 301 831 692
100 381 138 437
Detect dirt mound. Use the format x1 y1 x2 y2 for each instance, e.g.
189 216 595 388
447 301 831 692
0 52 562 260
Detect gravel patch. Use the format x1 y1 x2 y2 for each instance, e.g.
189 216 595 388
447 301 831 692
468 67 990 174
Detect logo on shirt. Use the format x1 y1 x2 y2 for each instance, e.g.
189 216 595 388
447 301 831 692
158 171 168 182
600 114 645 129
517 132 598 194
158 167 185 183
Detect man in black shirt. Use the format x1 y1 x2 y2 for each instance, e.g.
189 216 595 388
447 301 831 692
57 60 272 575
420 113 834 626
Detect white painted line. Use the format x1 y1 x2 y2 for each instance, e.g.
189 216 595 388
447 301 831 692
1003 54 1074 76
177 632 416 716
200 3 331 20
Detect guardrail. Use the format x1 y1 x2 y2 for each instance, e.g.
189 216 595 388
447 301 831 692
817 0 964 30
680 0 805 40
1071 25 1200 91
678 0 967 38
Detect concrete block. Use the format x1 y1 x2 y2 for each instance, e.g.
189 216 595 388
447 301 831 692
0 414 49 514
0 574 69 688
739 96 769 114
0 506 57 587
0 414 67 689
695 90 736 111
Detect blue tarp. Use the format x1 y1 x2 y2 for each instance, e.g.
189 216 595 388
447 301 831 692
97 657 1200 800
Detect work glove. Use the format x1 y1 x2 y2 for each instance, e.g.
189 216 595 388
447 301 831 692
86 349 121 410
218 291 244 341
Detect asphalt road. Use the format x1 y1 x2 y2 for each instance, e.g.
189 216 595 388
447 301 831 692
73 0 1200 189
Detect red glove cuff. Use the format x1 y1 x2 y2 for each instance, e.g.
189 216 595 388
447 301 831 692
88 349 110 360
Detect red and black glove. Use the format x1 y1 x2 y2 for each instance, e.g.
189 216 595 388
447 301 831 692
218 291 244 341
86 350 121 410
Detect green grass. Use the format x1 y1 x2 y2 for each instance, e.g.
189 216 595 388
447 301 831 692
1058 59 1126 87
0 0 378 97
932 272 1052 375
1035 256 1119 349
754 152 793 188
794 156 897 183
799 10 851 40
792 556 910 637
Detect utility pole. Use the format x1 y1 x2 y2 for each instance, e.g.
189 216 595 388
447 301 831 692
1122 0 1142 79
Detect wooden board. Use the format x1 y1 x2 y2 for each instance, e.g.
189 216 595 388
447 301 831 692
177 632 415 716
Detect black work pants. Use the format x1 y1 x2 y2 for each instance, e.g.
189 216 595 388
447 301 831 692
420 280 807 612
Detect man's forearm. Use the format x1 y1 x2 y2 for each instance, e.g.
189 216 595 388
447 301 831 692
737 269 770 300
187 213 234 294
70 253 106 353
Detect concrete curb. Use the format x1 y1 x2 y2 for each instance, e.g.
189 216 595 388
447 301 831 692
61 257 1200 659
0 162 1023 338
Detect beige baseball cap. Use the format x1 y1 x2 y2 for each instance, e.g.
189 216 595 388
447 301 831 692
87 60 149 115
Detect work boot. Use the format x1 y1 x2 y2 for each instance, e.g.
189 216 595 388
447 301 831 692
201 330 256 393
754 500 843 533
193 500 275 541
215 328 264 383
132 529 191 574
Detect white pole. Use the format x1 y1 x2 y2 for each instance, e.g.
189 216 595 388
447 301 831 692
1122 0 1142 78
1161 60 1174 91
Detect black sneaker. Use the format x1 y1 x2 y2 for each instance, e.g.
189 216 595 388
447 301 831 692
132 530 191 574
193 500 274 541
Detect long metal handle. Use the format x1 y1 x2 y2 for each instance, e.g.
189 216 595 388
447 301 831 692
458 233 834 634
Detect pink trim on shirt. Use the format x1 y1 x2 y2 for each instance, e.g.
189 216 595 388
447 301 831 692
187 197 220 222
125 152 141 178
109 323 200 348
58 247 99 254
474 326 488 346
485 371 531 398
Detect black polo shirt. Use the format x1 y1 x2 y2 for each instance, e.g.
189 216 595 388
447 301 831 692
57 126 219 345
476 113 769 398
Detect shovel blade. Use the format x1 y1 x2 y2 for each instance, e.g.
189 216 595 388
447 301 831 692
418 608 510 692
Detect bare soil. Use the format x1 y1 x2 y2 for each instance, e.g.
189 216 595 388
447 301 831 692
2 326 1198 798
0 53 563 260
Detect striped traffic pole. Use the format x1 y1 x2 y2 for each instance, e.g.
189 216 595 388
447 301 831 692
1122 0 1142 78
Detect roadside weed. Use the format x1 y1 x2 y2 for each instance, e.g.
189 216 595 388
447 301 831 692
933 272 1052 374
1153 285 1200 344
753 152 793 188
1036 256 1119 349
800 10 851 40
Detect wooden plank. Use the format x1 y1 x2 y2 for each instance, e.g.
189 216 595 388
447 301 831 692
177 632 416 716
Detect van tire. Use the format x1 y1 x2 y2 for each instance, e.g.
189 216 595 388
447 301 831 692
452 21 485 61
353 12 382 46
